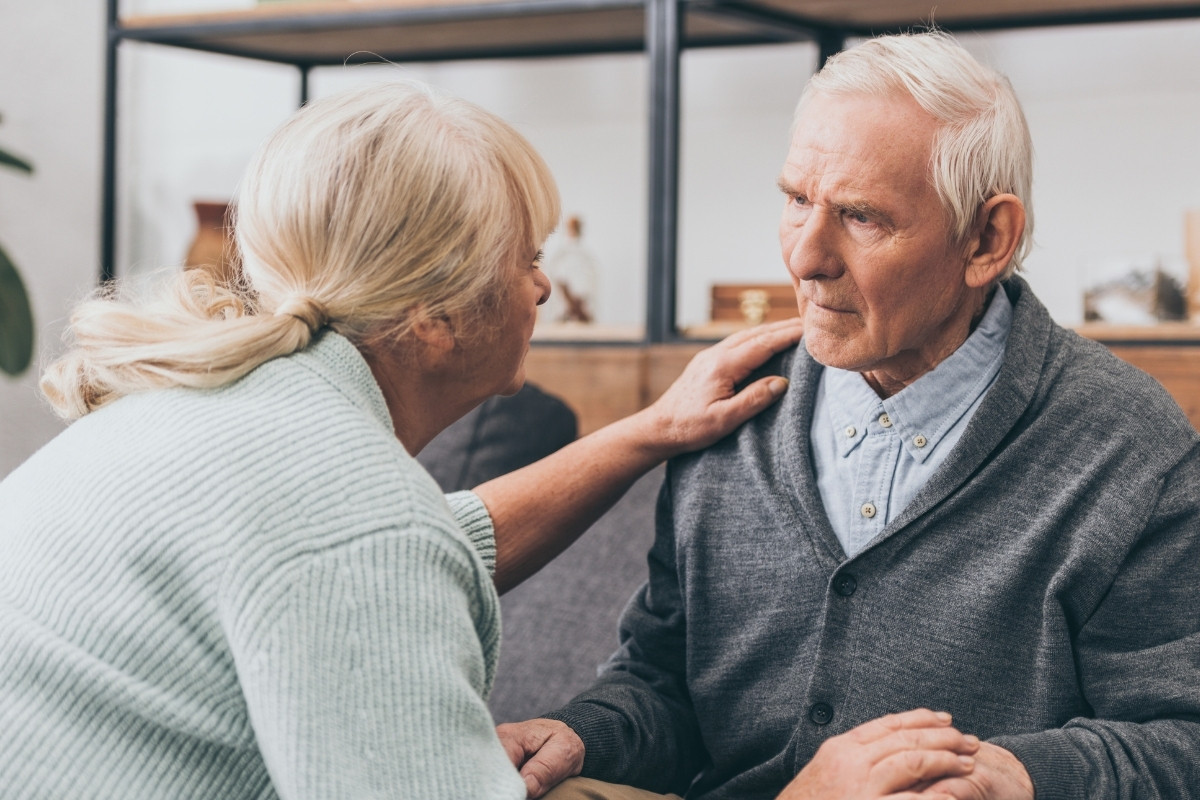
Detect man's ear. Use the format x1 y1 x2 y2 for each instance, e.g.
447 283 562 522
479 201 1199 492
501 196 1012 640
964 193 1026 289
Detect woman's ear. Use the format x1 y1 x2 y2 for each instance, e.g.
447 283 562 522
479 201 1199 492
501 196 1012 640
964 193 1026 289
410 312 456 354
362 309 456 372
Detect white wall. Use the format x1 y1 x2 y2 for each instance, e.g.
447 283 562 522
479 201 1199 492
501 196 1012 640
960 22 1200 322
3 2 1200 477
0 0 105 477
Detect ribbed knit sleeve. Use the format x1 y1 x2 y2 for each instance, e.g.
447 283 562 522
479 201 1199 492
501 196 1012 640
228 524 524 800
447 490 497 576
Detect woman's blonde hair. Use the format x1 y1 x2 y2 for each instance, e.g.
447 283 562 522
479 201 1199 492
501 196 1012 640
797 30 1034 276
42 81 561 419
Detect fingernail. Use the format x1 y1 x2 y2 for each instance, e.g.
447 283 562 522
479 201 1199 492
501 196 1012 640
958 755 975 768
935 711 952 723
964 734 980 746
768 377 788 396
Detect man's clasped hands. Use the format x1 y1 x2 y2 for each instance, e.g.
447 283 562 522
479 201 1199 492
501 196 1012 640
500 709 1035 800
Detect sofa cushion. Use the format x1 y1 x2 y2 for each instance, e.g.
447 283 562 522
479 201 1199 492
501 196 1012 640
417 382 578 492
488 466 662 723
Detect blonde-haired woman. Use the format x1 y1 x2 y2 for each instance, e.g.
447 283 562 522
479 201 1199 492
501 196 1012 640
0 81 800 799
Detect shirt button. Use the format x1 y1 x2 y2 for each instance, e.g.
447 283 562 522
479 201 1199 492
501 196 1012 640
844 425 856 438
878 413 892 428
809 702 833 725
860 502 877 519
833 574 857 596
913 434 928 448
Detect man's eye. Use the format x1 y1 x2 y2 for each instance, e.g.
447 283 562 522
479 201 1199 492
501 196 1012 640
792 195 809 207
847 211 871 224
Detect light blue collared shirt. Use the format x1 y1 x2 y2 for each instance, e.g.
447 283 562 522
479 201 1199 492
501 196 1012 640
810 287 1013 558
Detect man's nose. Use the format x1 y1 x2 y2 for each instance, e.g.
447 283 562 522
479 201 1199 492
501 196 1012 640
784 209 843 282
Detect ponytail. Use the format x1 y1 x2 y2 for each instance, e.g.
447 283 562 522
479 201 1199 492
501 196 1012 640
41 269 325 420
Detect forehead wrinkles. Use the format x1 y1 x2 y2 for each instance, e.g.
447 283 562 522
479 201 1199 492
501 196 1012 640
784 141 895 216
786 113 939 222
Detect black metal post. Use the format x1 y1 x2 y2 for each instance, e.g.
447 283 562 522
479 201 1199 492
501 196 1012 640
817 27 845 69
101 0 120 282
298 64 310 106
645 0 681 343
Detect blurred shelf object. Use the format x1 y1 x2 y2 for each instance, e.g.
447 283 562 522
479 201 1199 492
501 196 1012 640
710 282 797 324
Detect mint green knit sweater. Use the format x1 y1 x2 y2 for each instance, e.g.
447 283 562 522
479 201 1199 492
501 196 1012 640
0 332 526 799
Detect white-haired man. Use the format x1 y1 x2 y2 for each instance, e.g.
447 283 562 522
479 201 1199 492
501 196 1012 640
499 31 1200 800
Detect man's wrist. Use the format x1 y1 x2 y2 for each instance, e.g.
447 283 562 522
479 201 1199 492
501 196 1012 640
990 730 1092 800
541 706 625 779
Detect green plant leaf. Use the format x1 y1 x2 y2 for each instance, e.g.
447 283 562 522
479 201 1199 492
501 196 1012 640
0 242 35 376
0 147 33 174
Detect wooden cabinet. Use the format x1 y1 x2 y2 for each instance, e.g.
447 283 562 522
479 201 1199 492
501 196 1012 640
525 343 706 435
529 325 1200 434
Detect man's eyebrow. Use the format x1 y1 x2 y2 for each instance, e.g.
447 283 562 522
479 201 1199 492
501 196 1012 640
835 199 895 226
775 180 896 227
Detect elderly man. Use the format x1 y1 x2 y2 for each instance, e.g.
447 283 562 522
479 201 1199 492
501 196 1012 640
499 31 1200 800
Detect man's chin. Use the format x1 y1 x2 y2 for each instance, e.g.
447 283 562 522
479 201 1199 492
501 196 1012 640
804 335 862 372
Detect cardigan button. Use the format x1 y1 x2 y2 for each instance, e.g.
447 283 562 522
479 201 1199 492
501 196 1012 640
809 702 833 725
833 574 857 596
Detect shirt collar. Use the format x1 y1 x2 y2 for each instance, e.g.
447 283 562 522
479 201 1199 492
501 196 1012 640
821 287 1013 463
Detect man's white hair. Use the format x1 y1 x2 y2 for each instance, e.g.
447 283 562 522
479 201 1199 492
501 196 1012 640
797 30 1034 276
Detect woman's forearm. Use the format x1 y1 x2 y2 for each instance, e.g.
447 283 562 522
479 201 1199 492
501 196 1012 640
476 409 667 594
475 319 802 594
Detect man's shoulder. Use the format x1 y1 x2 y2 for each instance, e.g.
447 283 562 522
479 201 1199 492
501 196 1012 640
1002 278 1195 444
668 343 811 481
1041 323 1197 444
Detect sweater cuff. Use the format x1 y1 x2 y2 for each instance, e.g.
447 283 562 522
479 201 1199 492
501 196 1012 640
542 704 628 781
990 730 1090 800
446 490 497 577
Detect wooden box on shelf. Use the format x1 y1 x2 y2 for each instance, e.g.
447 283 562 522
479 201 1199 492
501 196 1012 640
710 283 797 325
683 283 800 339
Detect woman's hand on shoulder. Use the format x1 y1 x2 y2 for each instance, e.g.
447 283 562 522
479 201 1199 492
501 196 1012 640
637 317 804 460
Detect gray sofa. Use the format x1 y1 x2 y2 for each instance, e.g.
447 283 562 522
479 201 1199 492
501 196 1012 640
417 383 659 723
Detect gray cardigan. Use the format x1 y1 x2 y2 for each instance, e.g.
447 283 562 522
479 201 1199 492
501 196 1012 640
547 278 1200 800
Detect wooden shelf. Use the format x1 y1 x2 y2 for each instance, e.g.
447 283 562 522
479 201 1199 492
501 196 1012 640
116 1 1200 65
746 0 1200 31
118 0 806 65
1073 321 1200 343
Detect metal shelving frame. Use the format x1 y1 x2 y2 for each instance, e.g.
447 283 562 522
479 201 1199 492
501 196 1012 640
101 0 1200 343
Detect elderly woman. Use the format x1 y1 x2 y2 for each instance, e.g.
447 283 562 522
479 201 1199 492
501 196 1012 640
0 82 799 798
